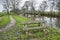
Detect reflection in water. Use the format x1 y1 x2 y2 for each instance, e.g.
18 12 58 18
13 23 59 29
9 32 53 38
56 17 60 29
27 15 60 29
35 16 60 29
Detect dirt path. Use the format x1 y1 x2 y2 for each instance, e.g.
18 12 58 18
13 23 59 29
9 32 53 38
0 15 15 32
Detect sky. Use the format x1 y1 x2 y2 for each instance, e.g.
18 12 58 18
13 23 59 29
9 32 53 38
0 4 3 12
0 0 47 12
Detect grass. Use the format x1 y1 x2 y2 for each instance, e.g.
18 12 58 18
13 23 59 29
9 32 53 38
0 15 30 40
0 15 60 40
0 12 7 17
0 15 10 28
13 15 30 29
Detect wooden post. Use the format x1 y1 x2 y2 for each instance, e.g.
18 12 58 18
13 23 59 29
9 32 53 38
42 22 45 27
23 24 27 28
26 31 30 40
20 31 22 40
25 24 27 28
38 23 40 27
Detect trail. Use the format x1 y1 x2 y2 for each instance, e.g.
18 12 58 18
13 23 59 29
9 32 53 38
0 15 15 32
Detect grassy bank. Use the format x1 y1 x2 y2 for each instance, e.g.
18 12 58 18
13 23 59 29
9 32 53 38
0 15 10 28
0 15 60 40
13 15 30 28
0 12 8 17
0 15 30 40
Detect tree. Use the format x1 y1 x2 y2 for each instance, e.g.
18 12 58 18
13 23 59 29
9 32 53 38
49 0 56 14
39 1 47 12
39 1 47 20
56 0 60 13
22 1 31 16
10 0 22 14
30 0 36 17
1 0 22 14
1 0 10 14
48 0 56 27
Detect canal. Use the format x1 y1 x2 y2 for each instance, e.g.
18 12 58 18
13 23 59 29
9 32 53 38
35 16 60 29
20 14 60 29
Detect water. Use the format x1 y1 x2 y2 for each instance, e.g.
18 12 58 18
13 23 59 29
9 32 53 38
35 16 60 29
23 14 60 29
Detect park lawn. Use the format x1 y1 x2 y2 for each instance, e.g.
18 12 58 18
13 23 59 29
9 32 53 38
0 15 10 28
0 15 60 40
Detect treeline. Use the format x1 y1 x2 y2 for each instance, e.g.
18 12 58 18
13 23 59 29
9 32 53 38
0 0 60 16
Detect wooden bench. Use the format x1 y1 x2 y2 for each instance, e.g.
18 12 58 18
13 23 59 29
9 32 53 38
22 20 45 31
21 20 45 39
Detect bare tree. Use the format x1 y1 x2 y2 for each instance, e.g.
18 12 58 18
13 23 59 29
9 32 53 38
56 0 60 13
30 0 36 17
39 1 47 12
1 0 22 14
39 1 47 20
1 0 10 14
50 1 55 14
48 0 56 27
10 0 22 13
22 1 31 16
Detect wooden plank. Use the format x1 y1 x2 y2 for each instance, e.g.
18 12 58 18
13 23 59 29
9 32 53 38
22 20 45 31
23 26 44 31
22 20 45 25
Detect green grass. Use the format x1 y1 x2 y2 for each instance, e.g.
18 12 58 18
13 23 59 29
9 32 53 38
0 12 7 17
0 15 30 40
13 15 30 29
0 15 60 40
0 15 10 28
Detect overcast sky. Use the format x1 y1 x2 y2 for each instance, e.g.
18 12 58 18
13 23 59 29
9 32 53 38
0 0 47 12
0 4 3 12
